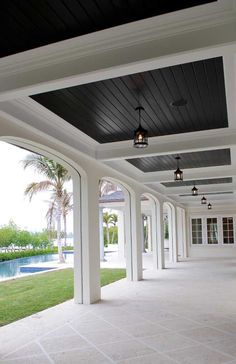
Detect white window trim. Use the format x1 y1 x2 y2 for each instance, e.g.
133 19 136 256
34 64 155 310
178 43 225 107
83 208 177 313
190 214 236 246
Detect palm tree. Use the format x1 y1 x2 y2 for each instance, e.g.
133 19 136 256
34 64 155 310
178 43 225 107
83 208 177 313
61 190 73 246
103 212 112 246
110 213 118 244
46 190 73 246
22 154 71 263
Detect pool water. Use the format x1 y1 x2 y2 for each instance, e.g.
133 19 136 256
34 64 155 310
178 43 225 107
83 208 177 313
0 253 73 280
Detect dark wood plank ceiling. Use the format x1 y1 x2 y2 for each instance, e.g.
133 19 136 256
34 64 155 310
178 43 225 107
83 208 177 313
162 177 232 188
127 149 231 172
1 0 215 58
32 57 228 143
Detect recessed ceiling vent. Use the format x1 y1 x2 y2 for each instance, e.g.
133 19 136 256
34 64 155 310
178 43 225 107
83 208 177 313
171 98 187 107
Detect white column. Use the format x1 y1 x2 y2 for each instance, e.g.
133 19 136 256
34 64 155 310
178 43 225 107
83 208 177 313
141 214 146 252
130 191 143 281
117 210 125 258
147 215 152 252
172 207 178 263
177 208 182 258
73 174 83 304
99 207 105 261
157 202 165 269
183 209 188 258
79 175 100 304
168 207 173 263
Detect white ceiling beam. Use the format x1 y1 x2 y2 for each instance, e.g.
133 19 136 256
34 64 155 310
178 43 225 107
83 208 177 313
142 165 236 183
97 129 236 161
0 1 236 101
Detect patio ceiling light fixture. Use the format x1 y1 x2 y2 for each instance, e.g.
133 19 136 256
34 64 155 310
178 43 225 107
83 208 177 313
174 156 183 181
133 106 148 148
192 184 198 196
201 196 207 205
208 203 212 210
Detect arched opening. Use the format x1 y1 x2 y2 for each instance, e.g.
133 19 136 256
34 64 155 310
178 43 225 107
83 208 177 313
0 137 83 305
140 193 161 270
99 177 136 282
163 202 177 264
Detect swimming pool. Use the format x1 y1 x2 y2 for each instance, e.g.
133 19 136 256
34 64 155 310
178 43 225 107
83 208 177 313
0 253 73 280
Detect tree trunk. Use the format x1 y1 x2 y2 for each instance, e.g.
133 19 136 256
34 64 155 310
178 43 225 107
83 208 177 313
56 205 65 263
111 224 115 244
63 214 67 246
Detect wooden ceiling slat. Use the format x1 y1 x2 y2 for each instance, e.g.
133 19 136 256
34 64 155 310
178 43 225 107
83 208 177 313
32 57 228 144
1 0 216 57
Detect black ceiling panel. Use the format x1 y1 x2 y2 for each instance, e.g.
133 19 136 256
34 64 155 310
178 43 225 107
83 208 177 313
32 57 228 143
1 0 215 58
127 149 231 173
162 177 232 188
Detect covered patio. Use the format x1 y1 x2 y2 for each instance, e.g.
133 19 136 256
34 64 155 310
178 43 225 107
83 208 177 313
1 0 236 362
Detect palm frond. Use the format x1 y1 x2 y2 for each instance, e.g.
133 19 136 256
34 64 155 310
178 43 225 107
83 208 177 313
24 181 54 201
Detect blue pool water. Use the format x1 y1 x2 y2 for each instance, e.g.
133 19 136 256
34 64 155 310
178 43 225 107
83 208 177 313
0 253 73 280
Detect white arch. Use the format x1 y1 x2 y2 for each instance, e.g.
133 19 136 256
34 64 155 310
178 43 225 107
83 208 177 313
100 176 142 281
0 136 86 303
163 202 178 263
141 193 163 270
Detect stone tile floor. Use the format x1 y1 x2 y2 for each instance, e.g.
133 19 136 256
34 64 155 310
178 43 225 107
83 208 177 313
1 257 236 363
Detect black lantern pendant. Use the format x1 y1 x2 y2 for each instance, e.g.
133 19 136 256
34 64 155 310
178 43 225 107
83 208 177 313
192 185 198 196
208 203 212 210
201 196 207 205
133 106 148 148
174 156 183 181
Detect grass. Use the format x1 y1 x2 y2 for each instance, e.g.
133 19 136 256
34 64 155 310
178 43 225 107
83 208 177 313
0 268 126 326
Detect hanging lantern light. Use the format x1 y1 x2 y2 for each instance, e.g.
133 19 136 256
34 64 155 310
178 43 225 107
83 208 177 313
174 156 183 181
201 196 207 205
133 106 148 148
192 185 198 196
208 203 212 210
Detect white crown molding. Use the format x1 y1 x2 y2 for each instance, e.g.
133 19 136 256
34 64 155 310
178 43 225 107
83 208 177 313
0 98 98 158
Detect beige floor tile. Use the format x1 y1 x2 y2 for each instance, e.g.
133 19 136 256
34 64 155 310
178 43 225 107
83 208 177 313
140 332 196 353
41 324 77 339
180 326 232 344
2 342 43 360
141 310 179 322
98 339 155 361
50 347 111 364
206 337 236 357
121 322 170 338
70 318 113 333
0 354 51 364
166 344 234 364
81 327 131 345
40 334 91 354
117 352 179 363
211 322 236 335
158 318 203 332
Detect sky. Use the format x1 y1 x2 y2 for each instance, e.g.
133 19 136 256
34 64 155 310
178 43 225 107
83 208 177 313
0 142 73 232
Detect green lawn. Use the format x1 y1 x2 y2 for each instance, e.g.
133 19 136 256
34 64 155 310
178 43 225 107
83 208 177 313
0 268 126 326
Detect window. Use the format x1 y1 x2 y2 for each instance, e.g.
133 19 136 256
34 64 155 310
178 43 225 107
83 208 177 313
191 218 202 244
207 218 218 244
222 217 234 244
